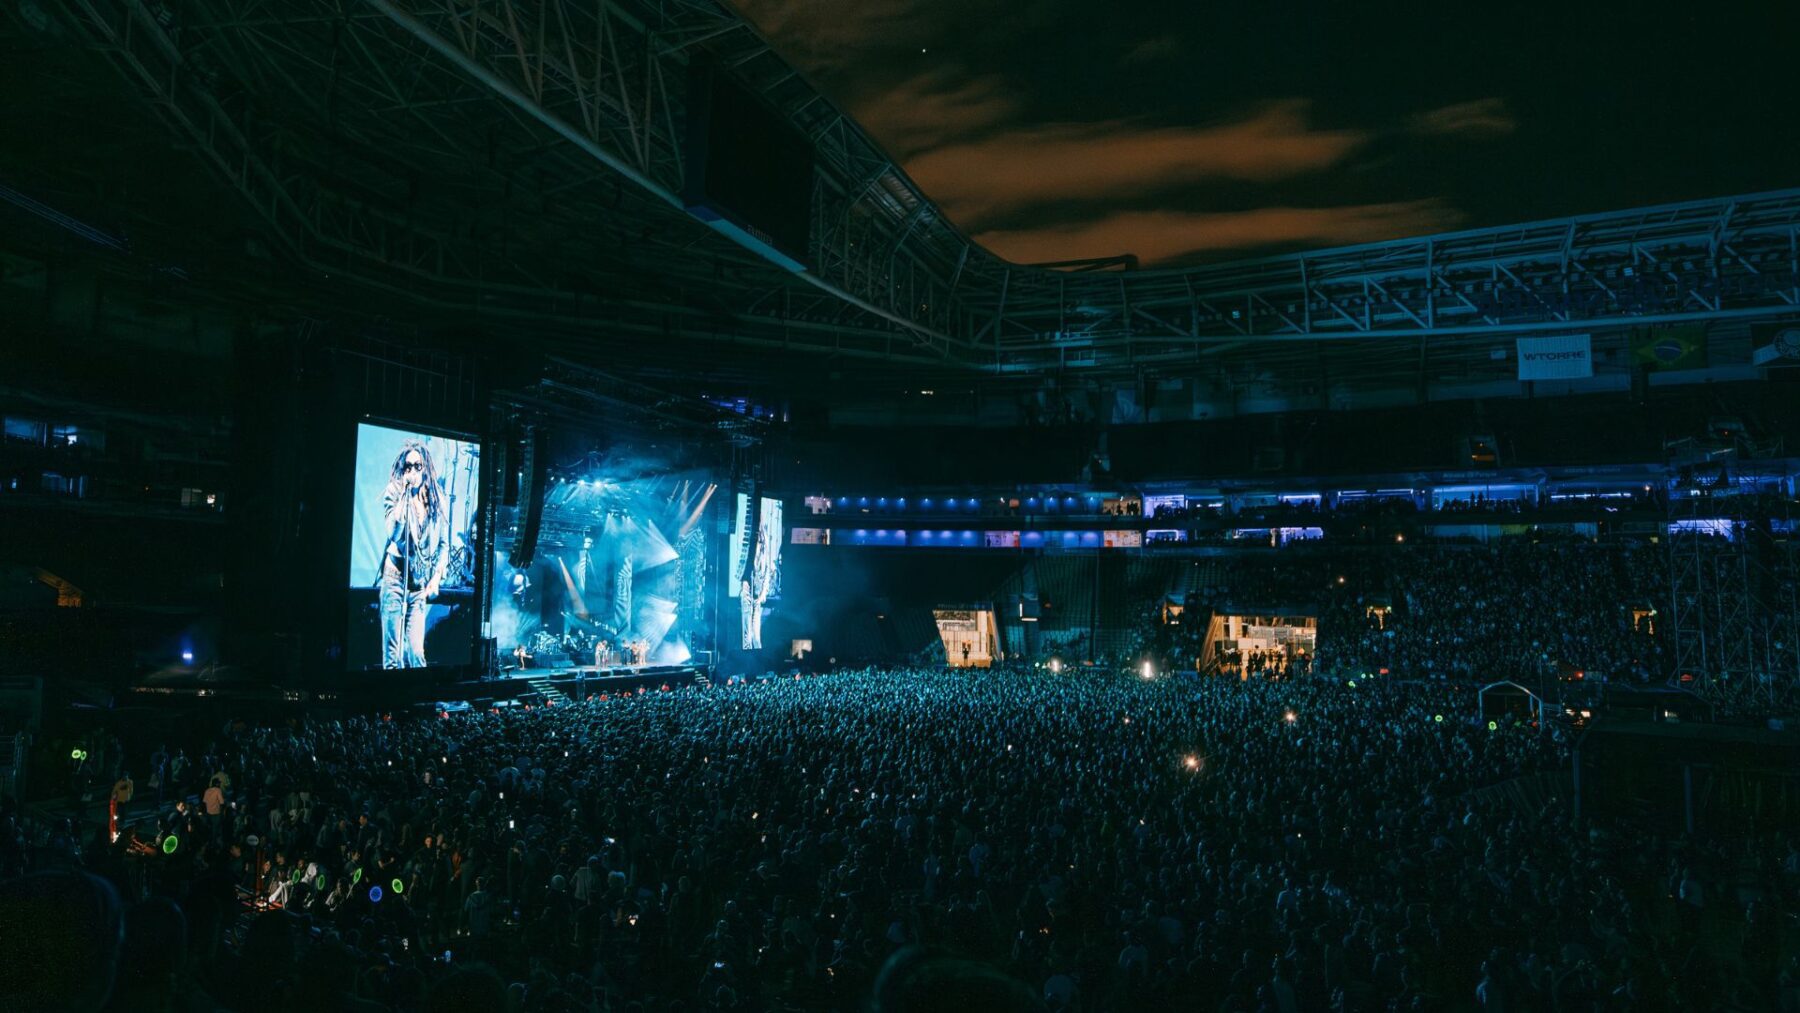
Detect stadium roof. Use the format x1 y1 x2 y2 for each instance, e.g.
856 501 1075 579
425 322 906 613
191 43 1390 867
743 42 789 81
7 0 1800 397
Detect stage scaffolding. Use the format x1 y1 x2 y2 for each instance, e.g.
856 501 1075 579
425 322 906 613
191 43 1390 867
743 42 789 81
1666 457 1799 709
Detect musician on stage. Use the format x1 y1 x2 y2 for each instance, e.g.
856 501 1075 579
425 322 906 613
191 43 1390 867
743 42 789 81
378 440 447 669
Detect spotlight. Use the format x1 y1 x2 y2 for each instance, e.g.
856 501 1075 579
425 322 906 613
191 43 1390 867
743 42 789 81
1284 710 1297 724
1048 658 1062 673
181 651 194 664
1140 661 1155 679
1183 754 1200 771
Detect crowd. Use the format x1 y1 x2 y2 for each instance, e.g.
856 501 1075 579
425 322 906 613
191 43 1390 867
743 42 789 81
6 664 1798 1012
1312 543 1666 688
1137 543 1664 692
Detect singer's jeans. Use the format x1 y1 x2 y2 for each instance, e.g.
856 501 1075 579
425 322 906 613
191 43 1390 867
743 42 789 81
741 594 762 650
380 573 429 668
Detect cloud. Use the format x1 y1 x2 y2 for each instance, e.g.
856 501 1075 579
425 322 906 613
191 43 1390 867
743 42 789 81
1124 34 1181 64
849 72 1020 158
904 100 1371 226
735 0 972 79
735 0 920 52
1409 98 1517 138
973 201 1464 266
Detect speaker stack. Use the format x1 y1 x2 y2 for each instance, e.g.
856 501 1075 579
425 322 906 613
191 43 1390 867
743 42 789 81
509 426 547 568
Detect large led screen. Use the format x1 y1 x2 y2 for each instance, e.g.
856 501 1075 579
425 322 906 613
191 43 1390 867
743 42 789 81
492 465 716 672
740 495 782 650
346 423 481 669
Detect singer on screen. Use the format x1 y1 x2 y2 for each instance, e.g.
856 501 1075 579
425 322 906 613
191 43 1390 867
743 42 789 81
379 440 448 668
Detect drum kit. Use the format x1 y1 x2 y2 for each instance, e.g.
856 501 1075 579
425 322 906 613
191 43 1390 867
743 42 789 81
528 630 562 657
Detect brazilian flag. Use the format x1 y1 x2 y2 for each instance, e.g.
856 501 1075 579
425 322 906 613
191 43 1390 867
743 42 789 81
1631 324 1707 371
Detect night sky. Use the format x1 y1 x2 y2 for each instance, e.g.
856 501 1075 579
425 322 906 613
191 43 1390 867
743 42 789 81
739 0 1800 267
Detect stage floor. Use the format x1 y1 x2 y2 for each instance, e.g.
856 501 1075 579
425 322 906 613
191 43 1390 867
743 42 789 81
494 662 708 695
503 662 702 679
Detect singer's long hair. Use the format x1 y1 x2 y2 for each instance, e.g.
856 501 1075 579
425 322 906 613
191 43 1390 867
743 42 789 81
389 440 445 526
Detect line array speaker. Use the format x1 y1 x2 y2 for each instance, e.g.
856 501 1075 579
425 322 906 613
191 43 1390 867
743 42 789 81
509 426 547 568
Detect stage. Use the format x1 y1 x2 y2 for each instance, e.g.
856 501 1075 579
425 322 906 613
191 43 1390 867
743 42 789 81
492 662 709 702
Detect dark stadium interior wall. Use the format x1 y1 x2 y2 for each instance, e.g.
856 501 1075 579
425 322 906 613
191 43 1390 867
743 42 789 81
225 334 347 680
0 256 245 679
766 549 1033 667
817 322 1771 432
782 379 1800 488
